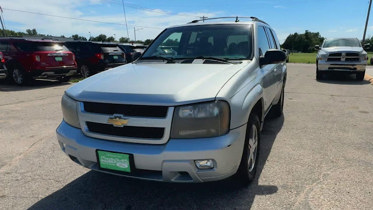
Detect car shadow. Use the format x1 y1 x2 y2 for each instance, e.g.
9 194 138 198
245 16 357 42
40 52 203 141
0 79 71 92
29 116 284 210
316 73 370 85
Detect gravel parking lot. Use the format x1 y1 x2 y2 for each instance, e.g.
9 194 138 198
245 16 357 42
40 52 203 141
0 63 372 209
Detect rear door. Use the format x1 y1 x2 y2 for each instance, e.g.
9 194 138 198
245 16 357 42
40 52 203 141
257 26 277 111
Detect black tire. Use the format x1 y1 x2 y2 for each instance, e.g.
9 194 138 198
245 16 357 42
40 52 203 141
356 71 365 81
11 66 28 85
236 114 260 186
80 64 91 78
316 61 322 80
271 85 285 118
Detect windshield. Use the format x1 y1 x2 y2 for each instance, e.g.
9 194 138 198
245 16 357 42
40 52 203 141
322 38 361 48
142 24 253 60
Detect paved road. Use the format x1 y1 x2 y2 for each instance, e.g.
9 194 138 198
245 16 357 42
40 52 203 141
0 64 372 209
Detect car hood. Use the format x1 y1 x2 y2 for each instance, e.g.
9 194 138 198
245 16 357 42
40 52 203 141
321 47 365 53
66 62 246 105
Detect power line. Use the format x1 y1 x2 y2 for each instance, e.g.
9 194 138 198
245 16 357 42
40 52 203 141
121 0 130 38
1 7 162 30
98 0 200 18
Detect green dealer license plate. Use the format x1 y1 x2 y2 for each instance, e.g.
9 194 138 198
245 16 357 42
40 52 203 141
55 57 63 61
97 150 131 173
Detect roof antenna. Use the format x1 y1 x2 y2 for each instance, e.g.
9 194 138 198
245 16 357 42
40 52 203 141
235 16 239 22
200 16 208 22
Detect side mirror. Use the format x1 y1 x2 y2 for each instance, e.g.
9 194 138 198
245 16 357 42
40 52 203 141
259 49 286 66
315 45 320 50
363 43 370 50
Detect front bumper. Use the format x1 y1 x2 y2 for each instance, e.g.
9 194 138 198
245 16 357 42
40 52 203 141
317 60 366 72
56 121 246 183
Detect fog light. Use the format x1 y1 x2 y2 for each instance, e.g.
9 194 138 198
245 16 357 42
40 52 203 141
195 159 214 169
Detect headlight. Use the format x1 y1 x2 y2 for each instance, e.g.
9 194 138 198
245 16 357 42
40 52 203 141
171 101 230 138
317 51 328 61
61 94 80 128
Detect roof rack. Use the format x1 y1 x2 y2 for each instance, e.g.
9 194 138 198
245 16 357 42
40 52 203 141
188 16 268 25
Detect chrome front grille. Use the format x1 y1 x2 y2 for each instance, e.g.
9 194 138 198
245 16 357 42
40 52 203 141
79 102 174 144
327 52 360 62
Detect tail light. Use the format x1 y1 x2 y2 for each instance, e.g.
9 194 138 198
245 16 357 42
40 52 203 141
34 54 41 62
0 52 4 63
72 53 76 61
95 53 104 60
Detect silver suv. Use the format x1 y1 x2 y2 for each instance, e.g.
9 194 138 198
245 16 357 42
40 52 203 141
315 38 367 80
56 17 287 185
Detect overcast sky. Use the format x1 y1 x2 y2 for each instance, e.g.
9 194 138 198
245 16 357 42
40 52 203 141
0 0 373 43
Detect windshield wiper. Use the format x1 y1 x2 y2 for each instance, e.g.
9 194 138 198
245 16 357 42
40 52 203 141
140 56 175 63
193 56 233 64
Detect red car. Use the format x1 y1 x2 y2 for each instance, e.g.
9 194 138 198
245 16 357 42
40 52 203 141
0 38 77 85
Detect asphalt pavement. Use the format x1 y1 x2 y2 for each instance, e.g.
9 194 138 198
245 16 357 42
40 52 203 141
0 63 372 209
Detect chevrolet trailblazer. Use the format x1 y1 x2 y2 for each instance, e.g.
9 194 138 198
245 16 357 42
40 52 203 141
56 17 287 185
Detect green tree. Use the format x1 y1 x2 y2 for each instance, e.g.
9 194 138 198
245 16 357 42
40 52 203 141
91 34 107 42
71 34 87 41
106 36 115 42
119 37 130 43
144 39 153 45
282 30 324 52
26 28 38 36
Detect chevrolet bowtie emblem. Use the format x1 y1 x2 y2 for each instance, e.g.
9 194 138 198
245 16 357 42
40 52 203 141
107 115 129 127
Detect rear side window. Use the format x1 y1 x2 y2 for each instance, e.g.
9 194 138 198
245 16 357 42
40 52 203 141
257 27 270 56
0 41 8 52
14 42 69 52
264 27 277 49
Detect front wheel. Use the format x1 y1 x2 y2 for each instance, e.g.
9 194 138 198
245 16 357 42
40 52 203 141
356 71 365 81
236 114 260 186
316 61 323 80
80 65 91 78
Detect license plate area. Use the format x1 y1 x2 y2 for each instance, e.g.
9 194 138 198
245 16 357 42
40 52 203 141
96 150 133 173
55 57 63 61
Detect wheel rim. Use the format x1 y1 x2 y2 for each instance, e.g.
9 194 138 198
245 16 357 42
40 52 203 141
81 65 89 78
13 68 23 84
247 124 258 172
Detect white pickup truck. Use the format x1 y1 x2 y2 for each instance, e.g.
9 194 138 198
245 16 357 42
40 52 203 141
56 17 287 185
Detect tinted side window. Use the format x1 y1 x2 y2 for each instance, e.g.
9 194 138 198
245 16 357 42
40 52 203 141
265 27 277 49
0 41 8 52
257 27 270 56
268 28 280 49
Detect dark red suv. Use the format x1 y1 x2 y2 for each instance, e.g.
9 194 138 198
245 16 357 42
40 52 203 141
0 38 77 85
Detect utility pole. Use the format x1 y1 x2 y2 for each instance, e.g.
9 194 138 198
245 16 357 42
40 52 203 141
363 0 372 42
134 27 136 41
0 6 6 36
121 0 130 39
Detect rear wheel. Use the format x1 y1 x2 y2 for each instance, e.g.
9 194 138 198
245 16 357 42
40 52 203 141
80 65 91 78
356 71 365 81
12 66 28 85
236 114 260 186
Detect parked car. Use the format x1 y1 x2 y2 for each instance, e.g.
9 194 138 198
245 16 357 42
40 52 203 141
282 49 290 62
65 41 126 78
0 52 6 79
56 17 286 185
0 38 77 85
118 44 142 63
315 38 367 80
